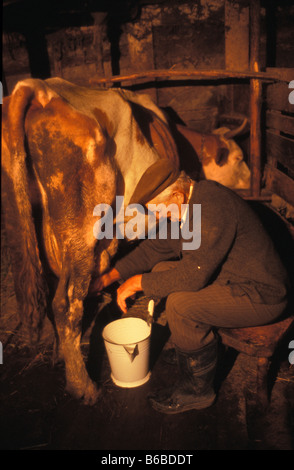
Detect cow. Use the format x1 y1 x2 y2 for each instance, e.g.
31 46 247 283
2 77 249 405
170 118 250 189
1 77 179 404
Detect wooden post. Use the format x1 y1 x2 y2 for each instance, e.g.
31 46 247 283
225 0 249 120
225 0 249 72
250 0 262 198
92 13 107 81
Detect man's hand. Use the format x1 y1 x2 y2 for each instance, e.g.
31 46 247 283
88 268 121 296
117 275 143 314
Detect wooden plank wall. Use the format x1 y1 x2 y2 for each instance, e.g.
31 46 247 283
264 68 294 211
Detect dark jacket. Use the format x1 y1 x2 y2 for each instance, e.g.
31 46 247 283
115 180 289 304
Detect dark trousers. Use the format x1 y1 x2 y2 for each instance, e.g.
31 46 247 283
152 261 287 351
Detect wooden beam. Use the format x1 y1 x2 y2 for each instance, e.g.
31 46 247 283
266 67 294 82
249 0 262 198
235 189 272 201
89 68 288 86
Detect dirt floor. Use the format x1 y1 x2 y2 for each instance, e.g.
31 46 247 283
1 225 294 452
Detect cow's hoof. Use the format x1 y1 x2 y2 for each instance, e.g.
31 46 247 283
66 378 101 405
83 380 101 406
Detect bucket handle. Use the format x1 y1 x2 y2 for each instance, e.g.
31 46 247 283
123 344 139 362
147 299 155 327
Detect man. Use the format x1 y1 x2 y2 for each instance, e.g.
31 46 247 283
90 160 289 414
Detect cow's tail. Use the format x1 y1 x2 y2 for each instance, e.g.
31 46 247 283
5 83 49 343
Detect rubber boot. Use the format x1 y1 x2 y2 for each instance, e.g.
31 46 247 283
161 347 177 365
149 338 218 414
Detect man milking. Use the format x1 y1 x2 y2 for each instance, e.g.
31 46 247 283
90 160 289 414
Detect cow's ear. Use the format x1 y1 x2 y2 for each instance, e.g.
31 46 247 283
215 147 229 166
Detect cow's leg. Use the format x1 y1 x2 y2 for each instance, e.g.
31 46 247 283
53 250 100 405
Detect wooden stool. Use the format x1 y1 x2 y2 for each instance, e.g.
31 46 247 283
218 315 294 408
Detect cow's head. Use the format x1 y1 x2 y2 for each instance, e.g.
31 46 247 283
203 118 251 189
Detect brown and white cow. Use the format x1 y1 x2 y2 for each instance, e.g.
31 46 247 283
1 77 179 404
172 118 250 189
1 77 250 404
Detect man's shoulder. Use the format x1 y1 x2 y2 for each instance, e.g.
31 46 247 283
192 180 261 224
193 179 237 202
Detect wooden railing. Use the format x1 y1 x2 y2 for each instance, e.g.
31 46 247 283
89 68 289 86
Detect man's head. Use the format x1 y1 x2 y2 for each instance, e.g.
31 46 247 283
129 159 180 206
129 160 193 222
146 171 193 222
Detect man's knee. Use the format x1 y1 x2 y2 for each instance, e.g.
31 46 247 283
165 291 208 326
166 292 215 349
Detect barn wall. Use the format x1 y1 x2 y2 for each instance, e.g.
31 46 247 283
2 0 294 211
3 0 249 131
3 0 254 133
3 2 293 118
3 1 293 125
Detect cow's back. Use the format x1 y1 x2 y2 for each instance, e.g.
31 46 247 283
44 78 179 204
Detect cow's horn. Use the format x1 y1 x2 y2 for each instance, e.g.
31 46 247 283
223 118 248 139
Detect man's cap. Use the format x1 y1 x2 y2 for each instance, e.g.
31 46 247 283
129 159 180 206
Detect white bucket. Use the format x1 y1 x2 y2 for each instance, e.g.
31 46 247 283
102 317 151 388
